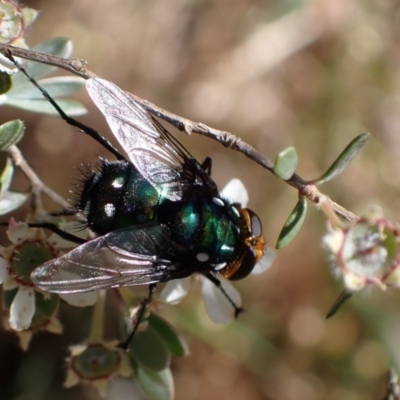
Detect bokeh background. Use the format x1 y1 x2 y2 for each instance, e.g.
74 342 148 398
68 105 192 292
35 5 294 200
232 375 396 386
2 0 400 399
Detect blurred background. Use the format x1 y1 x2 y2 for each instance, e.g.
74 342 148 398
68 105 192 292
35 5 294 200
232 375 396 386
2 0 400 399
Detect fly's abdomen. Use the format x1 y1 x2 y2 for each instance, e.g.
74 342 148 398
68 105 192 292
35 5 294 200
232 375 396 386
78 160 160 234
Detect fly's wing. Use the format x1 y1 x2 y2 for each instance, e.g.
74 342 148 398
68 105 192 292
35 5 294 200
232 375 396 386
31 224 187 293
86 78 218 201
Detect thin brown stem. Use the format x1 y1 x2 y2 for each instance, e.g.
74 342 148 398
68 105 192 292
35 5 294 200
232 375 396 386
385 368 400 400
0 43 360 223
7 145 70 210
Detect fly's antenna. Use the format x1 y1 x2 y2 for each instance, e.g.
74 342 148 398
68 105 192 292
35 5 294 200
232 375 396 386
4 51 126 161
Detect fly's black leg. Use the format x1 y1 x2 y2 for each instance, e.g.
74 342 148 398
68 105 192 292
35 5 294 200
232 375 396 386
0 221 86 244
48 209 78 217
201 157 212 176
118 283 157 350
203 272 244 317
4 52 125 161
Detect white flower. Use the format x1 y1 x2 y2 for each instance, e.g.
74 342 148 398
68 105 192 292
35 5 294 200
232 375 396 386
0 218 96 331
323 206 400 292
64 341 131 397
220 178 249 207
160 178 275 324
0 2 38 73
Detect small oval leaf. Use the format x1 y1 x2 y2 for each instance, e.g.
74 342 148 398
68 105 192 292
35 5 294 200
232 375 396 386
0 157 14 192
4 98 87 116
313 133 370 185
326 290 354 319
148 313 189 357
8 76 85 100
134 365 174 400
276 196 307 248
12 37 73 86
34 37 73 58
129 326 171 371
0 120 24 150
0 191 28 215
0 71 12 94
274 147 298 180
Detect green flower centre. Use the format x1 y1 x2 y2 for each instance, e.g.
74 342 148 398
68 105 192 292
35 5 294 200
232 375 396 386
9 239 57 285
71 344 121 380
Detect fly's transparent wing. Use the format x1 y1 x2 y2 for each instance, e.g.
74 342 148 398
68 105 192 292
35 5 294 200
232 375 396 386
31 224 182 293
86 78 188 201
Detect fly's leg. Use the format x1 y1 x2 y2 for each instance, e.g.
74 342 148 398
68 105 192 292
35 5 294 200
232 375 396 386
203 272 243 317
201 157 212 176
0 221 86 244
4 52 125 161
118 283 157 350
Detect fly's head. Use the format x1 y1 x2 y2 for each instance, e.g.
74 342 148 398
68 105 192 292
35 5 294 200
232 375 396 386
219 207 266 281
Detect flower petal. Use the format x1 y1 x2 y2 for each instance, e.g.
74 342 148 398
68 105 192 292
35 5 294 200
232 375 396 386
0 257 8 284
64 368 81 389
159 278 191 304
10 287 35 331
252 247 276 275
0 54 20 74
201 276 241 324
220 179 249 207
60 292 98 307
16 330 33 351
6 219 29 244
3 275 18 290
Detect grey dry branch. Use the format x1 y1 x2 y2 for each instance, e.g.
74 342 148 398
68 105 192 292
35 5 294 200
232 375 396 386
0 43 359 223
8 144 70 210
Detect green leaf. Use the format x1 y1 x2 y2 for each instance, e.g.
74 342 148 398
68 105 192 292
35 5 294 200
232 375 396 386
0 71 12 94
34 37 73 58
12 37 73 86
0 156 28 214
0 190 28 215
148 313 189 357
276 196 307 248
274 147 298 180
326 290 353 319
0 120 24 150
129 326 171 371
134 365 174 400
313 133 370 185
4 98 87 116
0 157 14 192
8 76 85 99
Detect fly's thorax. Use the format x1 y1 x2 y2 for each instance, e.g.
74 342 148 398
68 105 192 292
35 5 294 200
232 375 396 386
77 159 160 235
218 206 266 281
157 195 241 265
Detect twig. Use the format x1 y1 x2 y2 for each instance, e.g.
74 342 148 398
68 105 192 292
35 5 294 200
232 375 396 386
384 368 400 400
0 43 359 223
1 45 92 79
7 144 70 210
